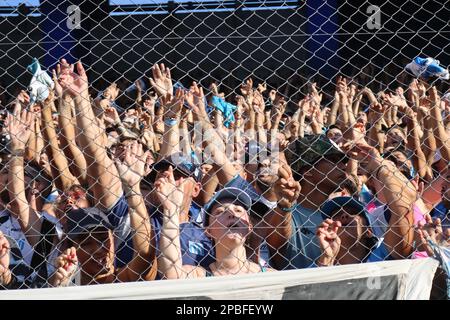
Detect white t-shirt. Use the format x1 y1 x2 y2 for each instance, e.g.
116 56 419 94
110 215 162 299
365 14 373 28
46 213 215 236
0 210 34 267
0 210 64 286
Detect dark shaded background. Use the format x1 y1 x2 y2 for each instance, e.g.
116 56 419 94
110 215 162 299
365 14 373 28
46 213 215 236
0 0 448 110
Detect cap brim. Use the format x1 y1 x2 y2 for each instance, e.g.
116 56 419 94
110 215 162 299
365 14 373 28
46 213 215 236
206 188 252 213
68 224 112 241
321 197 368 221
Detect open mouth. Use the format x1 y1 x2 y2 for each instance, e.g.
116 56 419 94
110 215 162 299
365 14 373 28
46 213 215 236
227 220 242 229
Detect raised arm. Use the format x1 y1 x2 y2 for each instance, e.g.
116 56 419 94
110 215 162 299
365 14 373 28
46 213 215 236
347 142 416 259
157 88 184 161
367 102 386 153
41 91 79 191
185 82 238 185
6 109 41 247
114 141 156 282
429 86 450 164
265 162 301 269
155 166 204 279
57 59 122 210
53 69 87 184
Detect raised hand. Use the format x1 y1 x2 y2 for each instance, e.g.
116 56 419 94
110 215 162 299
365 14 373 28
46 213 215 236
367 102 385 123
161 87 184 120
240 78 253 96
185 82 207 119
103 106 121 127
149 63 173 99
154 165 185 214
143 92 157 116
114 141 147 190
342 140 381 166
316 219 342 266
209 82 219 96
56 59 89 98
50 247 78 287
310 82 323 107
416 216 450 256
103 83 120 102
274 163 301 209
5 109 35 152
268 89 277 103
13 90 30 112
383 91 408 108
257 82 267 94
428 86 441 106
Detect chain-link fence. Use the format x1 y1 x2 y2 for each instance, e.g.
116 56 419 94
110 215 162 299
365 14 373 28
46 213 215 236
0 0 448 299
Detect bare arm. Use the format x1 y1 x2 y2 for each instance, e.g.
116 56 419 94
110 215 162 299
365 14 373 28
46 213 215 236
429 87 450 163
57 98 87 184
156 166 204 279
367 103 385 153
41 93 78 191
58 59 122 210
6 110 41 247
352 143 416 259
265 163 300 269
157 89 184 161
186 83 238 186
405 112 431 180
114 142 156 282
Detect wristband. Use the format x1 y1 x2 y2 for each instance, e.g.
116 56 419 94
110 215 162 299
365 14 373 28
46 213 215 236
164 118 178 127
278 203 296 212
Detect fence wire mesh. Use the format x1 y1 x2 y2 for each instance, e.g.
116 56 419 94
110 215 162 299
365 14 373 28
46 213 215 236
0 0 448 298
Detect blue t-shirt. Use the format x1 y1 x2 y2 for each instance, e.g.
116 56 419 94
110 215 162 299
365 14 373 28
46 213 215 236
108 195 215 269
431 201 449 227
151 213 215 271
283 204 324 270
365 239 390 263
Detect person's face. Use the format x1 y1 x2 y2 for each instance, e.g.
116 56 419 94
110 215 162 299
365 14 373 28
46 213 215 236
310 154 348 191
357 112 367 126
75 228 115 277
327 128 343 146
24 175 49 204
56 188 90 217
332 207 370 254
386 128 406 148
114 139 136 159
207 202 252 247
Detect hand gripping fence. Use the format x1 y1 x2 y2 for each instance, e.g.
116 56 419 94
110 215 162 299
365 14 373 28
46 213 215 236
0 0 448 299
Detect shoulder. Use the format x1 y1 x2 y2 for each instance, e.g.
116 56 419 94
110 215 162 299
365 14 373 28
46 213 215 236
184 265 206 278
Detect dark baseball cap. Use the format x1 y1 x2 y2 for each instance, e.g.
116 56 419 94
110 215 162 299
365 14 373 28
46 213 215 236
320 196 371 225
150 152 202 183
66 207 114 241
285 134 347 173
204 187 252 225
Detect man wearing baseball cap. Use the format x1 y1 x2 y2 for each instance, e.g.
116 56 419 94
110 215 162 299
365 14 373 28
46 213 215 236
314 196 389 267
276 134 351 269
49 206 155 286
141 152 215 272
277 136 416 269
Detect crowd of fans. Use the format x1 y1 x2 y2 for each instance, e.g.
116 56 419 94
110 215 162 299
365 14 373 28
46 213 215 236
0 59 448 289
